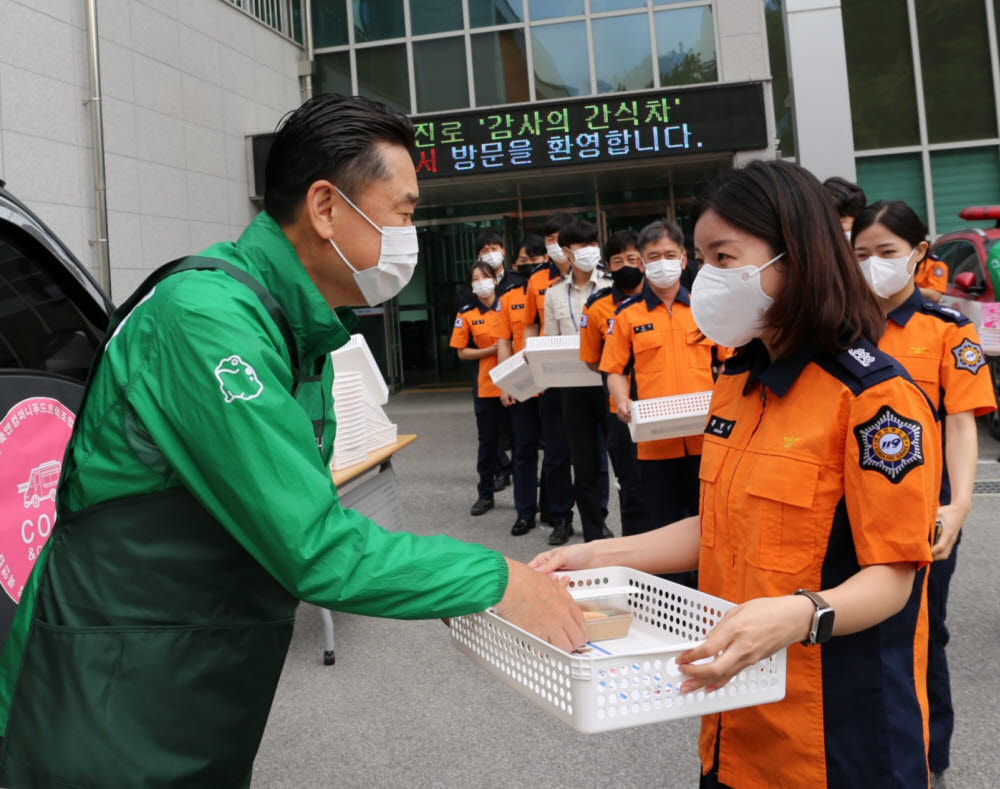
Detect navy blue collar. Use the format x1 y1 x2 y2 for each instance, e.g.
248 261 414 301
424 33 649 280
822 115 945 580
473 297 501 314
641 282 691 310
724 338 818 398
611 284 627 304
887 287 923 328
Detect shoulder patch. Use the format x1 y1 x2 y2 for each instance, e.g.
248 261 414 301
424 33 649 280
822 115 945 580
921 301 971 326
579 313 588 328
607 318 615 336
952 337 987 373
835 340 893 380
933 265 945 278
454 317 464 328
614 294 641 315
585 286 613 308
853 405 925 483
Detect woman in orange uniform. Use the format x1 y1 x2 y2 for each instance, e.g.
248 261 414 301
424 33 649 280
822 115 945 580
450 261 505 516
853 200 996 788
532 161 942 788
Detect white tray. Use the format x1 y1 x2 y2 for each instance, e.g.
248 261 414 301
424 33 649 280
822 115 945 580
979 327 1000 356
331 335 389 405
451 567 786 733
524 335 601 389
489 350 544 401
628 391 713 442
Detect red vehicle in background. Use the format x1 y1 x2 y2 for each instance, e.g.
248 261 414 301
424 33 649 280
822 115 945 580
930 205 1000 439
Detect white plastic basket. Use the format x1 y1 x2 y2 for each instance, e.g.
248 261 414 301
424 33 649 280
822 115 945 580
489 350 544 401
331 335 390 405
628 391 713 443
451 567 786 733
523 335 601 389
979 327 1000 356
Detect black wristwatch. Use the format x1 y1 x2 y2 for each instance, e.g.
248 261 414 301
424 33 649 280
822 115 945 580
795 589 835 646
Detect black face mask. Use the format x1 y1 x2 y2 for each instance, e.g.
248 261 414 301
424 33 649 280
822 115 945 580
516 264 536 278
611 265 644 291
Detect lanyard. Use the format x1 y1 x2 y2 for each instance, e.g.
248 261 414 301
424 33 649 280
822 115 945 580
565 277 595 331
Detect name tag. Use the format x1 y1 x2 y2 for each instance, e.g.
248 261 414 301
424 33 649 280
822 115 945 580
633 323 654 334
472 319 485 326
511 304 525 310
705 415 736 439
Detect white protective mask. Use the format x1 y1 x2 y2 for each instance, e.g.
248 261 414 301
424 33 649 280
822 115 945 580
546 243 568 264
643 258 683 287
859 249 915 298
471 279 495 298
480 250 504 270
691 252 785 348
571 246 602 273
328 186 419 306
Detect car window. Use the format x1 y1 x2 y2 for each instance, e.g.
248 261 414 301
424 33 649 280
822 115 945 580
933 239 984 289
0 222 106 382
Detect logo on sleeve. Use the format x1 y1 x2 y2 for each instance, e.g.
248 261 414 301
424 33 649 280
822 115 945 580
933 266 945 278
705 415 736 439
215 355 264 403
633 323 654 334
607 319 615 336
580 313 588 328
454 317 463 328
854 405 924 483
951 338 986 374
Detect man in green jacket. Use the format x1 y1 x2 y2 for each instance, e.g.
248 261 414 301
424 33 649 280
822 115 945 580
0 94 586 787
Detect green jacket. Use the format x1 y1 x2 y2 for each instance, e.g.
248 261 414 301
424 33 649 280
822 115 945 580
0 212 506 786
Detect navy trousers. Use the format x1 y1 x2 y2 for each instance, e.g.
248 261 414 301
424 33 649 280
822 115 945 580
560 386 610 541
537 388 574 519
606 409 649 536
639 454 700 588
473 395 504 501
927 535 960 773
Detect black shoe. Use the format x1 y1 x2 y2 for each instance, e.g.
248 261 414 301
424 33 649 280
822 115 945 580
471 498 494 516
548 519 574 546
539 511 553 526
493 473 510 492
510 517 536 536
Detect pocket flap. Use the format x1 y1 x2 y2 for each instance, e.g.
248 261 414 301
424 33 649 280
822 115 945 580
633 329 661 354
698 441 727 483
745 454 819 508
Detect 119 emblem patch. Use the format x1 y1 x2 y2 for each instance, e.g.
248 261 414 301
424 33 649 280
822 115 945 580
853 405 924 483
951 338 986 374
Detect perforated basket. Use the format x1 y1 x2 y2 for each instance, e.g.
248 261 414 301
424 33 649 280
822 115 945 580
523 335 601 389
628 391 713 443
450 567 786 733
489 350 544 401
979 327 1000 356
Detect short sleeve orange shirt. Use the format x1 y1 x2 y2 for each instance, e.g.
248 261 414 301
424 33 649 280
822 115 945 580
449 299 504 398
525 262 565 334
498 284 531 354
697 339 940 789
914 255 948 294
598 285 717 459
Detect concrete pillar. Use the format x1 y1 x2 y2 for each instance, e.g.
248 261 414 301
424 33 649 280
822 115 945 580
783 0 856 181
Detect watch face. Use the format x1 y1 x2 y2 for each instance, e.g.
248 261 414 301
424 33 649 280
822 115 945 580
815 608 835 644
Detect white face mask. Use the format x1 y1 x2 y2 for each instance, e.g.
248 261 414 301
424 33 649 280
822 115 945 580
546 243 568 264
471 279 495 298
328 186 419 306
480 250 504 270
571 246 601 273
859 249 915 298
691 252 785 348
643 258 683 287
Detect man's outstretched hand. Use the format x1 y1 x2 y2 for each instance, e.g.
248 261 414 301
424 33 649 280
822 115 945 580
493 558 587 652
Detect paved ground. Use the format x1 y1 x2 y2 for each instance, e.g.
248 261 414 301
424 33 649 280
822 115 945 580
252 389 1000 788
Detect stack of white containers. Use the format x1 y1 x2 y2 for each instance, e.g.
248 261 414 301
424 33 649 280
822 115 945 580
330 335 398 471
331 371 368 470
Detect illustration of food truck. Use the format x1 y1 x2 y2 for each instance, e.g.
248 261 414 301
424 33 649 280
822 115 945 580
17 460 61 508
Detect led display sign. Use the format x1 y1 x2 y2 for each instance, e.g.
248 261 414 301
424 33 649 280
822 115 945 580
411 82 767 179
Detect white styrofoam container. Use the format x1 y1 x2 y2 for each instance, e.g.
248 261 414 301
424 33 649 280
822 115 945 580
451 567 786 734
331 335 390 405
979 327 1000 356
628 391 713 443
366 422 398 451
523 335 601 389
489 350 544 401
